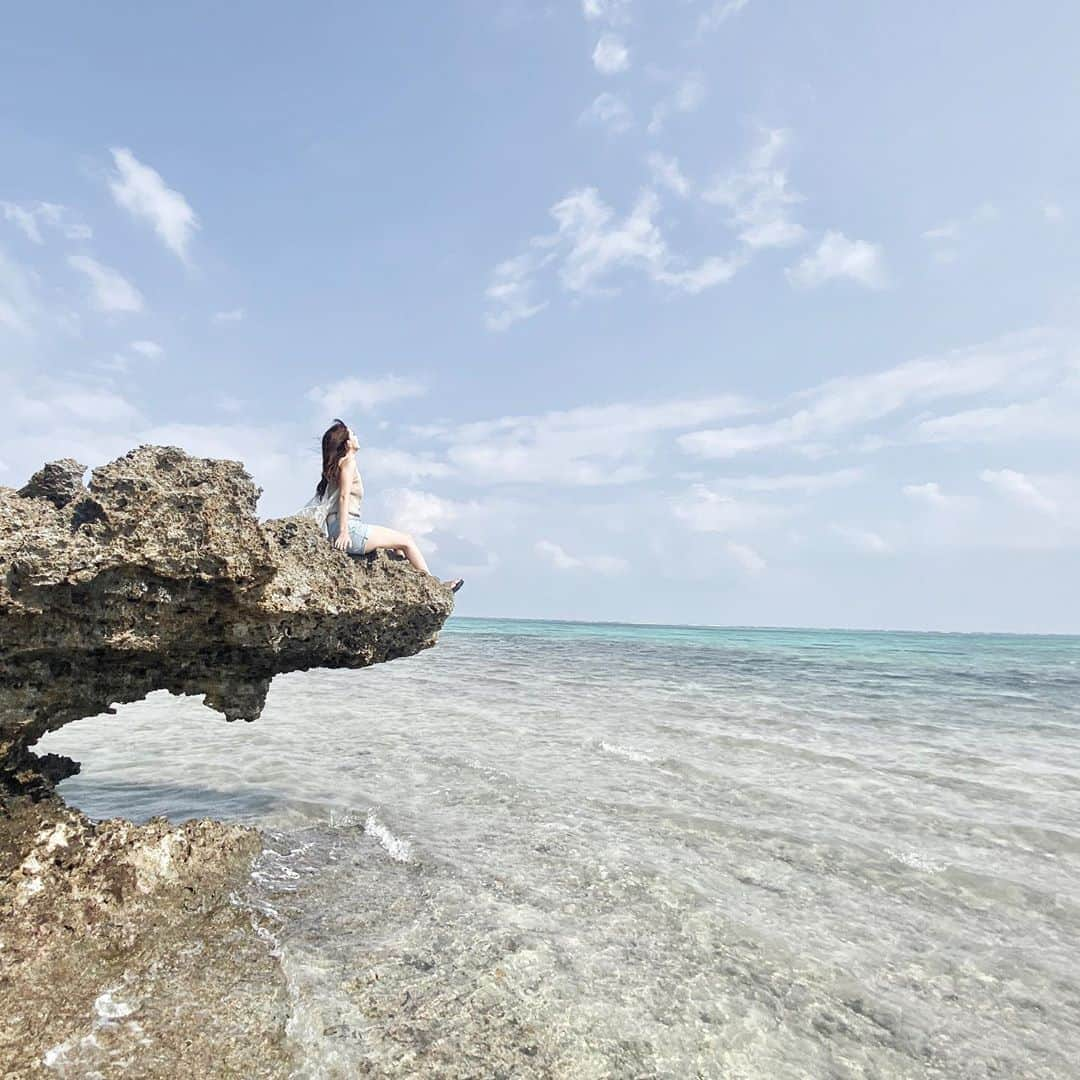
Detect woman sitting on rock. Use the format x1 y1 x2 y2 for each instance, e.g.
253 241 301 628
312 419 463 593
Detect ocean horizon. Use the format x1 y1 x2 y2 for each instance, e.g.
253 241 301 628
448 614 1080 639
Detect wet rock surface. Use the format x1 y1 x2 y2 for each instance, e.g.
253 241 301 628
0 446 455 1076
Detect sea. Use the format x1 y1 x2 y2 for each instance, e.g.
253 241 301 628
37 619 1080 1078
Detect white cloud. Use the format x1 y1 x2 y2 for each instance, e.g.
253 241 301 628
680 330 1058 460
0 298 27 334
580 92 634 135
726 540 765 573
551 187 731 294
130 339 164 359
582 0 630 23
213 307 246 324
0 248 38 335
833 525 892 554
786 231 887 289
535 539 629 575
718 467 866 494
109 148 199 261
360 447 453 483
902 481 953 506
485 252 551 331
1 202 42 243
915 397 1080 444
1043 202 1065 224
593 33 630 74
438 395 748 486
672 483 786 533
8 376 141 428
703 128 805 250
647 152 691 198
485 186 738 328
698 0 751 34
980 468 1057 516
922 202 999 257
384 488 461 544
1 201 91 245
306 375 426 417
647 73 705 135
67 254 144 313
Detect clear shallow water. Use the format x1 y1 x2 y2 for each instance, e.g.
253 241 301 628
40 620 1080 1078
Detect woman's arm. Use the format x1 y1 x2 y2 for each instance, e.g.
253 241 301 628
338 456 355 518
334 457 356 549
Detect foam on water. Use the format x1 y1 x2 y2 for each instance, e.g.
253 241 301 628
38 619 1080 1077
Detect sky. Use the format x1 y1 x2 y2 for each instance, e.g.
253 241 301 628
1 1 1078 632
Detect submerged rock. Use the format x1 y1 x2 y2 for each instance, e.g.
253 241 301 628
0 445 455 1075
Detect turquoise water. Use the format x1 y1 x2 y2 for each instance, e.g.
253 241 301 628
40 619 1080 1077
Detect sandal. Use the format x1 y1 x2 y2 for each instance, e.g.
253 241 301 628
443 578 464 593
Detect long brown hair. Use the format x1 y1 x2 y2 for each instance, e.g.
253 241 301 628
316 419 351 497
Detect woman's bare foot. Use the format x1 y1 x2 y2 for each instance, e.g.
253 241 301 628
442 578 464 593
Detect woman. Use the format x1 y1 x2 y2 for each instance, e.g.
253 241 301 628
315 419 463 592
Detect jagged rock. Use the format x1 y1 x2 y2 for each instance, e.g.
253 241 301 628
0 445 455 1076
0 444 455 781
16 458 88 509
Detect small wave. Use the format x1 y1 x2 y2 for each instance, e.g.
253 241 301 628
885 848 949 873
364 810 412 863
596 740 652 765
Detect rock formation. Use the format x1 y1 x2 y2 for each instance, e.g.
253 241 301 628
0 446 455 1076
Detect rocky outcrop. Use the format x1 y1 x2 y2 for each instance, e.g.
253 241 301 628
0 446 455 1076
1 444 455 792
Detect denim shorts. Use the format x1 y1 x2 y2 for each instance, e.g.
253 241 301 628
326 513 371 555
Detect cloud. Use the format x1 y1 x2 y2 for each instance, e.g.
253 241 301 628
980 468 1057 515
914 397 1080 444
360 447 453 484
535 539 629 575
1 201 91 244
698 0 751 34
213 307 245 324
549 186 728 294
717 467 866 494
647 153 691 198
647 72 705 134
0 248 38 334
702 128 805 250
108 148 199 261
580 92 634 135
672 483 786 533
902 481 953 506
67 254 144 313
130 339 164 359
923 201 999 242
593 33 630 73
679 330 1058 460
485 186 738 328
383 488 462 546
436 394 749 486
7 375 141 429
485 252 551 331
582 0 630 23
306 375 427 416
1043 202 1065 224
786 231 887 289
833 525 892 554
726 540 765 573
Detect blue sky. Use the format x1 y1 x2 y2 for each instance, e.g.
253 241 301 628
2 1 1078 632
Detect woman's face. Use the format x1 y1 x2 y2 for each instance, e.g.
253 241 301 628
347 427 359 452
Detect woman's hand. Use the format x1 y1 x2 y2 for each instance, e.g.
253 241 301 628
333 529 350 551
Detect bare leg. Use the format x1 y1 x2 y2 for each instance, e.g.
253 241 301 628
363 524 430 574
